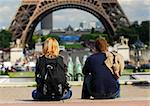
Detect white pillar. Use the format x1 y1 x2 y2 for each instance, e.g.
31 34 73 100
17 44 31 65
10 48 24 64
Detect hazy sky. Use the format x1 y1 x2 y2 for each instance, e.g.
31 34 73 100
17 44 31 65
0 0 149 29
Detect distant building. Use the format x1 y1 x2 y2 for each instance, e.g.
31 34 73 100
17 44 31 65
79 21 103 30
41 14 53 30
65 25 74 31
65 25 74 35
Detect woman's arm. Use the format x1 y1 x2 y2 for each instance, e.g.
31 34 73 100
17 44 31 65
82 58 91 75
35 58 41 82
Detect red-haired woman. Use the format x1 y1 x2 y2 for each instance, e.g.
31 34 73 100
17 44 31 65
81 38 124 99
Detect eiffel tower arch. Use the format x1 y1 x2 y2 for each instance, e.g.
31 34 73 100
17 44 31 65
9 0 130 47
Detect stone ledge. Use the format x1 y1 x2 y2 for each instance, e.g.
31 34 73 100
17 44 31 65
0 80 149 87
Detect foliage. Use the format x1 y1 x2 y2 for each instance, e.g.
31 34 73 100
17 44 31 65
32 35 41 44
50 34 61 42
40 34 60 42
0 30 12 49
0 70 8 75
139 21 150 45
116 20 150 46
91 27 95 34
32 34 60 48
80 34 97 41
80 33 108 41
116 27 138 44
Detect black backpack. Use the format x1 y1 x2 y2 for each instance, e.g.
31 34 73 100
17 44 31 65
35 56 67 100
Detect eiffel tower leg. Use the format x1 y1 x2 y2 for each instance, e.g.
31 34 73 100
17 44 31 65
9 4 37 47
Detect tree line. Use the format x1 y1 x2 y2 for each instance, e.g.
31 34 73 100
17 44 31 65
115 20 149 46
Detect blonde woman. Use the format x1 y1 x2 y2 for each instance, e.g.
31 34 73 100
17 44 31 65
32 38 72 100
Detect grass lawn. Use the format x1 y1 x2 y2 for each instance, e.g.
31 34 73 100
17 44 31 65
8 72 35 78
6 69 150 78
122 69 133 75
122 69 150 75
144 69 150 72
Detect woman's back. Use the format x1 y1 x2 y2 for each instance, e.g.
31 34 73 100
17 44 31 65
85 53 119 97
32 38 72 100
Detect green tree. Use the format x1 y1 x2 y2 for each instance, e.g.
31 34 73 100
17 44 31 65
80 33 108 41
31 35 41 48
32 35 41 44
50 34 60 42
41 34 60 42
80 34 98 41
116 20 150 46
139 21 150 45
91 27 95 34
0 30 12 49
115 21 140 45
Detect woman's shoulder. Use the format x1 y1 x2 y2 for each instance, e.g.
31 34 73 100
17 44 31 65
36 55 45 65
90 52 107 58
87 54 95 59
37 55 44 61
57 55 64 60
87 53 101 60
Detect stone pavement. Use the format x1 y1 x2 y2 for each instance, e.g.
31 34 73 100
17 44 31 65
0 85 149 106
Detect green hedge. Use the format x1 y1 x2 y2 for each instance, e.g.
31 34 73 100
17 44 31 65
80 33 108 41
63 44 84 49
0 70 8 75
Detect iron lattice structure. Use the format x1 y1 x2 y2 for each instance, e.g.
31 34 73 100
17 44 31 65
9 0 130 46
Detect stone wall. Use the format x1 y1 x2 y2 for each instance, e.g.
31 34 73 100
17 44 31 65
130 48 150 63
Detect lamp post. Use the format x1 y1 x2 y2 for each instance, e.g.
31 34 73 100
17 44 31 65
133 39 144 72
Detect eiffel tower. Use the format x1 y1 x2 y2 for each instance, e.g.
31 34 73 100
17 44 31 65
9 0 130 47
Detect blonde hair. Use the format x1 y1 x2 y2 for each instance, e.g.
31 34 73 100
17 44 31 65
95 38 108 52
43 38 60 58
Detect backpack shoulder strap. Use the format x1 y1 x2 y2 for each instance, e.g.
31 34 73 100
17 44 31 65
110 52 116 64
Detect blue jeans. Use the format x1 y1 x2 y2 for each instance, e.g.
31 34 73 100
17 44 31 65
82 75 120 99
32 89 72 100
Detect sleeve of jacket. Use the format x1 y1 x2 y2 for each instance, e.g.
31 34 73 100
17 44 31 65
35 58 40 75
35 57 41 82
82 57 91 75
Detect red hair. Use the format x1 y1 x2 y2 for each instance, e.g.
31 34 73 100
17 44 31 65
95 38 108 52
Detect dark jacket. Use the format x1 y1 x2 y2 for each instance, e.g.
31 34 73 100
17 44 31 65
35 55 69 93
82 52 119 97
